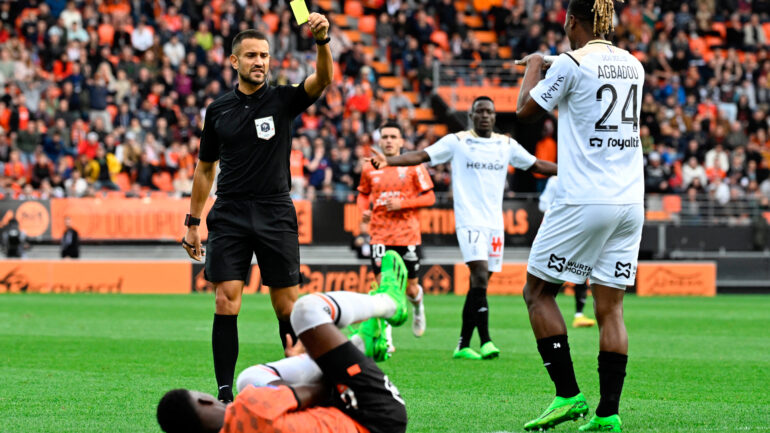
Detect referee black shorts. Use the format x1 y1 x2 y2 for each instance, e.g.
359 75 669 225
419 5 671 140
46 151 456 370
204 195 301 288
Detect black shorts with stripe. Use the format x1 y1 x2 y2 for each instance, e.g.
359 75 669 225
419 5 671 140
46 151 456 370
370 244 422 279
315 341 407 433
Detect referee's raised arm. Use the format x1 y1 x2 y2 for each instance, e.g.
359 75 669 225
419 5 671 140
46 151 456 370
303 13 333 98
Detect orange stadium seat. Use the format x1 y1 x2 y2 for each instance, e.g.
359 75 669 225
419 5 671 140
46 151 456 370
463 15 484 28
430 30 450 50
689 37 706 54
497 45 512 58
662 195 682 214
454 0 468 11
404 91 419 104
318 0 334 11
343 29 362 43
153 172 174 192
413 107 434 121
705 35 723 48
371 61 390 74
711 22 726 38
473 0 501 12
262 13 279 33
360 45 377 56
106 105 118 122
473 30 497 44
378 76 404 89
332 14 349 28
344 0 364 17
418 123 449 135
115 172 131 191
763 23 770 41
359 15 377 34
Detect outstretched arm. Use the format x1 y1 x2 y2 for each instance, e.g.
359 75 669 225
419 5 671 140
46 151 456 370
303 13 333 98
370 149 431 169
529 159 557 176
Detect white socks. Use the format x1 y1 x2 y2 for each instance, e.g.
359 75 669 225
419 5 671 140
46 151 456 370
236 354 322 392
290 291 397 335
407 284 424 306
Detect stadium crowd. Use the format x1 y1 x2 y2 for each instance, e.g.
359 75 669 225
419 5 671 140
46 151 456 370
0 0 769 218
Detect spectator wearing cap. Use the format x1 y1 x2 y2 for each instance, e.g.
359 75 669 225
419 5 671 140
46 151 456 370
78 132 100 160
645 152 672 194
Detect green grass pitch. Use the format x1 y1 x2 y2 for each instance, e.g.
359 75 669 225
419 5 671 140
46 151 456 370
1 293 769 432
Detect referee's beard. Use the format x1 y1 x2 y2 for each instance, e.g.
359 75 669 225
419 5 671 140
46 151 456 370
239 70 267 88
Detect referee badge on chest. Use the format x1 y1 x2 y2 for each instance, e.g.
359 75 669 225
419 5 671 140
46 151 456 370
255 116 275 140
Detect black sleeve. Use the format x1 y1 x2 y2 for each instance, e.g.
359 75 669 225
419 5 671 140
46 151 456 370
198 107 220 162
284 79 320 118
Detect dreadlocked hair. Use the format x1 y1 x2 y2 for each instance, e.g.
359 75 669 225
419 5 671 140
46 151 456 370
592 0 621 35
568 0 623 36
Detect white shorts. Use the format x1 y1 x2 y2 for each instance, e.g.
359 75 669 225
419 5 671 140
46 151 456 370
456 226 505 272
527 204 644 289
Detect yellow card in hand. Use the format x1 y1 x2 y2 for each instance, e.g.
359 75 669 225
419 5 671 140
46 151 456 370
290 0 310 25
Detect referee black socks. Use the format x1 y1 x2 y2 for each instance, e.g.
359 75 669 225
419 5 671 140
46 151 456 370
278 319 296 349
536 334 580 398
212 314 238 402
595 351 628 417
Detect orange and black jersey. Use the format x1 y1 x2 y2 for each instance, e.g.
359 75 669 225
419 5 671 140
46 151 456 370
357 164 434 246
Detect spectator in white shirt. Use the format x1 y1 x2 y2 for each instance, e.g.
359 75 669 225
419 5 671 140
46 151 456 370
131 18 154 53
682 156 708 189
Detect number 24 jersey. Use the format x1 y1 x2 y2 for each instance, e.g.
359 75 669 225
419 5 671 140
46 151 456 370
531 40 645 206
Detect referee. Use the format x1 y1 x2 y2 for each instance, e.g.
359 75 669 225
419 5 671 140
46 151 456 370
182 14 332 403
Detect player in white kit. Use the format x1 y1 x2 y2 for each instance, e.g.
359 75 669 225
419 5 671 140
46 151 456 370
370 97 557 360
516 0 644 431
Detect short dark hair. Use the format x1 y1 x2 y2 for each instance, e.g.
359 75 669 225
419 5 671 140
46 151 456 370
231 29 269 55
380 121 404 137
471 96 494 112
157 389 205 433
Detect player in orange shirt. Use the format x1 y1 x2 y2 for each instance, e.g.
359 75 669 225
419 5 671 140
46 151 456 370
357 122 435 338
157 252 409 433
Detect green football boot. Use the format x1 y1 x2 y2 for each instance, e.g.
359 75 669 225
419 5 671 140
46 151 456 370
355 317 391 362
480 341 500 359
523 393 589 431
370 250 408 327
452 347 482 360
578 414 622 432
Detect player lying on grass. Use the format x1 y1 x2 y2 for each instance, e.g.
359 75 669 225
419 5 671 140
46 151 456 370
157 251 409 433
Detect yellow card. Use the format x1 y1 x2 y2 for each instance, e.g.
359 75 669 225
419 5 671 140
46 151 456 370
290 0 310 25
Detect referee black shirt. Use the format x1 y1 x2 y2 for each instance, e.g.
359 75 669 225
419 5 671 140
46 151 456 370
199 80 318 199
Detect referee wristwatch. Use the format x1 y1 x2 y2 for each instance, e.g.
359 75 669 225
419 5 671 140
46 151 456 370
315 37 331 45
184 214 201 227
